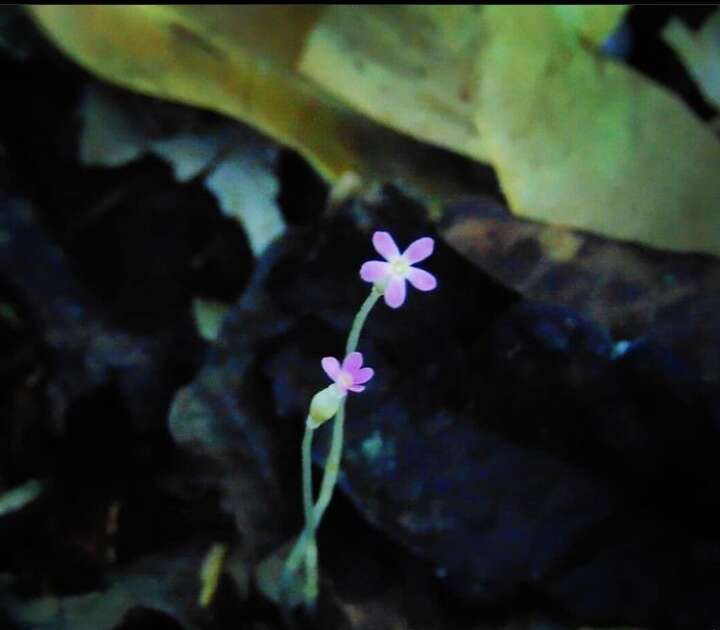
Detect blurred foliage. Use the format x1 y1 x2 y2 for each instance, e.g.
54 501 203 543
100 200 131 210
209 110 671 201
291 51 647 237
0 545 214 630
79 85 285 257
474 6 720 258
440 196 720 365
0 479 45 517
663 8 720 109
26 6 720 255
192 298 231 343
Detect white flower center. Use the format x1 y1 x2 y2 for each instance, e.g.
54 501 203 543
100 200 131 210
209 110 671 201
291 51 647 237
390 257 410 277
338 371 354 388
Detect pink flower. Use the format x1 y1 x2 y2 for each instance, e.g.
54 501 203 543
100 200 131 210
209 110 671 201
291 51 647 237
321 352 374 395
359 231 437 308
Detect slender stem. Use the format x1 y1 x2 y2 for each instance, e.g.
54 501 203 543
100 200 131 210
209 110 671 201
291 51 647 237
281 287 381 607
302 424 314 532
346 287 382 355
279 420 316 603
280 527 309 595
313 401 345 517
313 288 380 525
301 420 318 609
304 537 318 609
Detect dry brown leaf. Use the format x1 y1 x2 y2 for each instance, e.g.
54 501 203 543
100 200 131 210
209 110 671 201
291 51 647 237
441 196 720 342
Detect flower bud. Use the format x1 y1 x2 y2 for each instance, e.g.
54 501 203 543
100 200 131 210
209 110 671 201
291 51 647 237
307 385 344 428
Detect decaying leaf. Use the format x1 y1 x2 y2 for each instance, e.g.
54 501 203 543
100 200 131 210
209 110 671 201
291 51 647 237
473 5 720 258
0 544 212 630
79 85 286 256
29 6 720 255
29 4 469 197
79 87 147 167
203 139 283 256
298 6 486 161
440 196 720 381
150 132 222 182
663 9 720 110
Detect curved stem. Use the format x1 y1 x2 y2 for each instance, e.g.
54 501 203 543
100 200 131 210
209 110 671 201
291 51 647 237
313 287 380 525
301 421 315 604
304 537 318 609
312 400 345 523
280 419 316 603
346 287 382 355
280 527 309 596
282 287 381 608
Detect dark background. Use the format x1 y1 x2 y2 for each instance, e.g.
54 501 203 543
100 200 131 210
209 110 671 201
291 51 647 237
1 6 719 630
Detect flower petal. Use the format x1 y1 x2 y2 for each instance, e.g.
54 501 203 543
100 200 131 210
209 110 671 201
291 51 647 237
342 351 363 372
403 237 434 264
384 276 407 308
372 231 400 261
407 267 437 291
347 384 366 393
321 356 340 381
354 367 374 384
360 260 390 283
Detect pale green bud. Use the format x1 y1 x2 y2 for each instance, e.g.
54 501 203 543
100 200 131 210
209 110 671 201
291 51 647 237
307 385 344 428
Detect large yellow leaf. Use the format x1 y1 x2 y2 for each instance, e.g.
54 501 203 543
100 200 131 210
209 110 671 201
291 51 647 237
28 6 351 179
473 6 720 256
27 6 720 256
297 6 486 161
27 5 487 200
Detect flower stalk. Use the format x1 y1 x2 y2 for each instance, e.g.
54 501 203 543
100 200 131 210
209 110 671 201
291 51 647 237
280 233 436 611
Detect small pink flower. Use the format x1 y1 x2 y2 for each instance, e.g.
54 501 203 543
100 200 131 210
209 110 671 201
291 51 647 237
360 231 437 308
321 352 374 395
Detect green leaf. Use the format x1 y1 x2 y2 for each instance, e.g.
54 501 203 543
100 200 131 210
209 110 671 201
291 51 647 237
32 6 720 256
473 6 720 257
192 298 231 343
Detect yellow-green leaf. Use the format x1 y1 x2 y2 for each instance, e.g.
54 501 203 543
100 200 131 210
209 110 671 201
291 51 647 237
27 6 720 256
27 5 487 201
473 6 720 257
298 6 486 161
